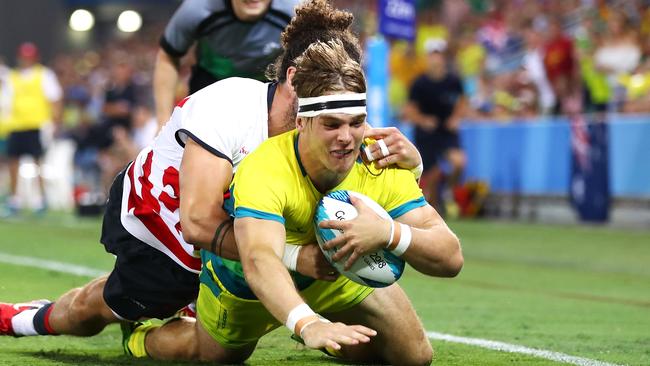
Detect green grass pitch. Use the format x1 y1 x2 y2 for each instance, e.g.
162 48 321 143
0 214 648 365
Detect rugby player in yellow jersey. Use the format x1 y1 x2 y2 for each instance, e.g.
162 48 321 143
194 39 464 364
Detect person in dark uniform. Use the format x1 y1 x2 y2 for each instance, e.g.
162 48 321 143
402 38 467 212
153 0 302 127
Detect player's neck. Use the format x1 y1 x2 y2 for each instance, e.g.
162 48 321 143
268 82 297 137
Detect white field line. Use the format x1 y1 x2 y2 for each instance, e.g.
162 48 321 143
0 252 106 278
428 331 624 366
0 251 626 366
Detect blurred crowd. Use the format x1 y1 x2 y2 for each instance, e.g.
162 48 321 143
1 0 649 213
383 0 650 120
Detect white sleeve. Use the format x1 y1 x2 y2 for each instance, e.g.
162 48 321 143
175 94 238 164
0 77 11 119
42 68 62 102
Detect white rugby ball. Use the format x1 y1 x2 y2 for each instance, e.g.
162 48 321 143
313 190 405 288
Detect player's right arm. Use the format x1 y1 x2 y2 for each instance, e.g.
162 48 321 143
155 0 208 128
153 48 181 129
235 216 376 351
179 137 239 258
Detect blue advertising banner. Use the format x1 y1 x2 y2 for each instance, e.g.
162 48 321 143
379 0 416 41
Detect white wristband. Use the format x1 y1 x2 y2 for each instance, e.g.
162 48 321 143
285 303 316 335
410 162 424 180
281 244 301 271
391 223 412 256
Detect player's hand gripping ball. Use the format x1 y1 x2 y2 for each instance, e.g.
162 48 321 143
314 190 405 287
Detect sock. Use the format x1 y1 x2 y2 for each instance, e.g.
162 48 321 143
11 309 40 336
33 302 58 335
10 302 56 336
125 322 159 358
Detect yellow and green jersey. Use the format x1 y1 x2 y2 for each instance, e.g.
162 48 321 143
202 129 426 299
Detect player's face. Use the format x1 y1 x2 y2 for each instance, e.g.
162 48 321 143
232 0 271 21
307 113 366 174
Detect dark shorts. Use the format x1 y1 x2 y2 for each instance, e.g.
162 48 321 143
101 167 199 321
414 128 461 171
6 129 43 158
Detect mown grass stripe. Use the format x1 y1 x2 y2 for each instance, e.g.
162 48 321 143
428 331 624 366
0 252 105 278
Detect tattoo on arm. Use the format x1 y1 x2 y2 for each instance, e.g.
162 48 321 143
210 219 233 255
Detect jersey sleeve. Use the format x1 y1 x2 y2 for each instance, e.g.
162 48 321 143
41 68 62 102
160 0 225 57
382 168 427 219
230 145 288 224
175 93 237 164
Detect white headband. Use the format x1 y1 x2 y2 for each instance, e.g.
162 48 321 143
297 93 367 118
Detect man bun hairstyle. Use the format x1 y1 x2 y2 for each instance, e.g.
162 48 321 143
291 39 366 99
266 0 362 82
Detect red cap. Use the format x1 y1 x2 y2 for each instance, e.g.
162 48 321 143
17 42 39 60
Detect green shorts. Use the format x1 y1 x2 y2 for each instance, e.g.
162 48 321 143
197 258 374 349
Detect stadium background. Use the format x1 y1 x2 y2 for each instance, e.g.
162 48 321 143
0 0 649 365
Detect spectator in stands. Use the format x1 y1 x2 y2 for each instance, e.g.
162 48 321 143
542 16 578 115
575 15 611 114
619 54 650 114
153 0 301 127
455 26 486 104
593 10 641 111
1 43 62 216
110 104 158 163
98 56 137 192
521 21 555 115
402 38 467 213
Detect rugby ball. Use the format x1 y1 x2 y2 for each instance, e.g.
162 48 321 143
313 190 405 288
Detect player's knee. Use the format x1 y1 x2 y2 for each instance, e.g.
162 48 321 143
389 333 433 366
402 341 433 366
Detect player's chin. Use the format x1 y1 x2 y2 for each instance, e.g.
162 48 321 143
330 149 355 164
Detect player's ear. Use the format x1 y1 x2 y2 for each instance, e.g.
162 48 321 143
285 66 297 92
296 116 305 131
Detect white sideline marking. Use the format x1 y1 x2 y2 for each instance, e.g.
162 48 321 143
0 252 626 366
0 252 106 278
428 331 624 366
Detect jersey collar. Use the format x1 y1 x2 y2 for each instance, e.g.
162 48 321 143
293 132 307 177
267 81 278 113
